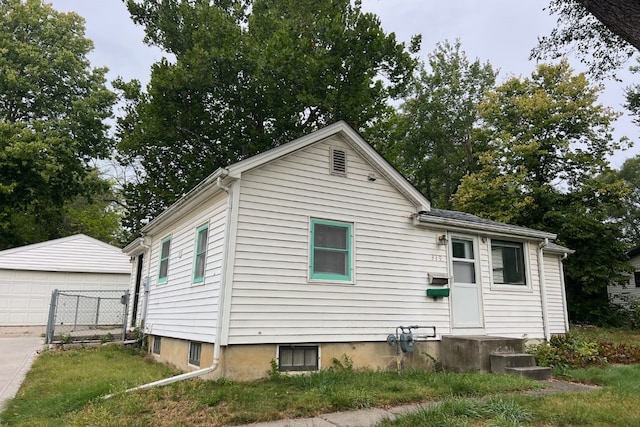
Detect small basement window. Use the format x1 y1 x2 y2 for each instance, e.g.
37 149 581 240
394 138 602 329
189 342 202 366
153 336 161 355
279 345 319 372
330 147 347 175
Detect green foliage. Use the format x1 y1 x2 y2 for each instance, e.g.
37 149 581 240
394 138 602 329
527 328 640 371
0 0 120 249
379 398 532 427
452 61 631 324
383 40 496 209
266 359 281 380
2 346 538 426
329 354 354 372
119 0 420 233
532 0 636 78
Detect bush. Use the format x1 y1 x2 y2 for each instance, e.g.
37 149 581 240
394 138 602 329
527 329 640 370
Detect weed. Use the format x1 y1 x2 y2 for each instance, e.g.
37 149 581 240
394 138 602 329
61 334 73 344
329 354 353 372
267 359 281 380
100 333 114 343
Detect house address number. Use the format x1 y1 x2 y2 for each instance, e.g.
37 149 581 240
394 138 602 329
431 255 444 262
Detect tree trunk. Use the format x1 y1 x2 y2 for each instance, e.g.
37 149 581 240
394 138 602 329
579 0 640 51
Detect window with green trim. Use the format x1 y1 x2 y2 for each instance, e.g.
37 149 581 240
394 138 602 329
157 237 171 284
193 224 209 283
310 219 352 281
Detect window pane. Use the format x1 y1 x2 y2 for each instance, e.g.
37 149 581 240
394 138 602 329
280 348 293 367
315 224 347 249
195 254 205 278
161 240 170 258
491 240 525 285
453 261 476 283
159 260 168 279
452 239 473 259
197 228 208 253
314 249 347 275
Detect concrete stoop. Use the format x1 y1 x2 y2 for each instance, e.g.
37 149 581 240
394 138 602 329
490 353 551 381
441 336 550 381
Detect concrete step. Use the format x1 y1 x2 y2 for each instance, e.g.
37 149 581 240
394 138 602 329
441 336 525 373
505 366 552 381
490 353 536 374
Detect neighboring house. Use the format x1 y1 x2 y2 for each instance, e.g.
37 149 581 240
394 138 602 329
0 234 131 328
123 121 572 381
609 247 640 304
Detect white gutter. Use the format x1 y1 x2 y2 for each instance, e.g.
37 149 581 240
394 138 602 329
538 238 550 341
416 214 556 240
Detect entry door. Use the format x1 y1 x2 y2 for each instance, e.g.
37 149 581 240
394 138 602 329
450 237 484 329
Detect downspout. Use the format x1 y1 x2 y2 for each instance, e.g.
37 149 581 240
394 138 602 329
538 238 550 341
139 237 151 334
104 171 232 399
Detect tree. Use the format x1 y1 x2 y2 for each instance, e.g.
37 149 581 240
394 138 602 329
533 0 638 78
0 0 118 249
452 61 631 324
381 40 496 209
119 0 420 233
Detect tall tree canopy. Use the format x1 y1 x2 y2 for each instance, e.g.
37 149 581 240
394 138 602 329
118 0 420 233
533 0 638 77
382 40 496 209
452 61 631 323
0 0 118 249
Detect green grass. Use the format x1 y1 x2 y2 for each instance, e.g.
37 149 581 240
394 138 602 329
4 329 640 426
0 345 539 426
383 364 640 426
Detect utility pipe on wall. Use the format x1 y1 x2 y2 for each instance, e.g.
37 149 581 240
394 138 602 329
538 238 550 341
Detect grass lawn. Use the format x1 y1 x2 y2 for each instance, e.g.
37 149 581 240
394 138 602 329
1 345 539 426
2 328 640 426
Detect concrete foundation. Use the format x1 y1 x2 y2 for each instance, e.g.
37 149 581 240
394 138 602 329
146 335 440 381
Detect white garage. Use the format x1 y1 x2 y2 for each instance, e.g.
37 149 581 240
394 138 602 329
0 234 130 328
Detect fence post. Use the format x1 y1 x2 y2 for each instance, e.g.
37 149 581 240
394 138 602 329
95 297 101 328
45 289 59 344
121 290 130 341
73 294 80 332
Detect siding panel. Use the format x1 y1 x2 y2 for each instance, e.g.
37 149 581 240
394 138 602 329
144 193 228 343
228 137 448 343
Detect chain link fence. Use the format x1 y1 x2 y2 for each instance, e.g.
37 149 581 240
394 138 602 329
45 289 129 344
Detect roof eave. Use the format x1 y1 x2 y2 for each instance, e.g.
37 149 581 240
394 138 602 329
417 214 557 240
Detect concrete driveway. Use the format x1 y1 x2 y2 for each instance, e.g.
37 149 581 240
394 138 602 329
0 331 44 411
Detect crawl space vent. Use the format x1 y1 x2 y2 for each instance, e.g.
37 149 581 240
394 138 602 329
330 148 347 175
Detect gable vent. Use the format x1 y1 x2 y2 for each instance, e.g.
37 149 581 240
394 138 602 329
330 148 347 175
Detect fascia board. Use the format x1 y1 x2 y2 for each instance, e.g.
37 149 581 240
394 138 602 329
417 214 557 240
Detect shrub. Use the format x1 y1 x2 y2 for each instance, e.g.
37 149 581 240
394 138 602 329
527 329 640 370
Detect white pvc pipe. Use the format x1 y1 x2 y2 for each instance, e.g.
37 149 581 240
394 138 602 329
538 238 550 341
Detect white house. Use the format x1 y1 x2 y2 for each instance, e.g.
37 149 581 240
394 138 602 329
0 234 131 329
123 121 571 380
609 247 640 304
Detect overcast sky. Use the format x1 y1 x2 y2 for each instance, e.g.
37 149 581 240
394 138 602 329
48 0 639 167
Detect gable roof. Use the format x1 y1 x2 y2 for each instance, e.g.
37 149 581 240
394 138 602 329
0 234 130 274
141 121 430 234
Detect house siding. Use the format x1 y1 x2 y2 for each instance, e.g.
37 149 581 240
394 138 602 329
544 253 568 334
144 192 228 343
228 136 448 344
481 241 545 338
